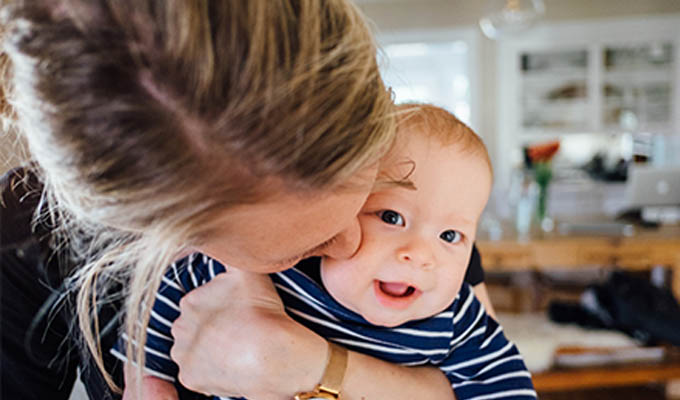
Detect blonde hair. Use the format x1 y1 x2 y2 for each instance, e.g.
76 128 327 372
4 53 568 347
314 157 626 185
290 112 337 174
1 0 394 391
396 103 492 172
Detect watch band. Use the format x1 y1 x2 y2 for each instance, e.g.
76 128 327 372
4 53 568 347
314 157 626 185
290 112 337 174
294 341 348 400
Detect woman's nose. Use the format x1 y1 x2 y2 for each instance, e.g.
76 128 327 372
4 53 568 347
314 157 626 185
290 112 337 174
397 239 435 269
322 218 362 260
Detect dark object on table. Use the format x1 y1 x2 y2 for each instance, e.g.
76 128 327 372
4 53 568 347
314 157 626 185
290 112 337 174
549 271 680 346
615 209 661 229
582 153 629 182
548 302 609 330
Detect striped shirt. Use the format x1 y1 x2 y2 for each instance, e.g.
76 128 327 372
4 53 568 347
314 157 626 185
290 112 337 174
113 253 536 400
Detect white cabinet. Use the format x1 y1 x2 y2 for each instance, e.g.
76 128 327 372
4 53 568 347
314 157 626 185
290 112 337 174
496 15 680 188
520 48 590 132
601 42 674 134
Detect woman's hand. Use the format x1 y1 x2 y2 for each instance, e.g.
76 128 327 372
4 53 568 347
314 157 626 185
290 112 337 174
169 268 328 399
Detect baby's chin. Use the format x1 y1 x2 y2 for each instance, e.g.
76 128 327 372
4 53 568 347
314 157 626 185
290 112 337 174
359 300 454 328
362 312 411 328
360 307 439 328
329 294 414 328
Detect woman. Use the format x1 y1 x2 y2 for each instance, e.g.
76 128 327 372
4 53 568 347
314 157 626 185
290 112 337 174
0 1 492 399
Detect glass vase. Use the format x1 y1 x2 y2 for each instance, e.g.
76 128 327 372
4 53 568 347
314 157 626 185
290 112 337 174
534 162 553 231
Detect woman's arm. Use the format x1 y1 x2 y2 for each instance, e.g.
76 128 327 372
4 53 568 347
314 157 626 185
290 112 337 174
170 269 456 400
342 349 456 400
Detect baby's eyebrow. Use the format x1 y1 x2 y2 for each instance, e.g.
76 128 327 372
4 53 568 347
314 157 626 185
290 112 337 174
371 175 416 193
371 159 417 193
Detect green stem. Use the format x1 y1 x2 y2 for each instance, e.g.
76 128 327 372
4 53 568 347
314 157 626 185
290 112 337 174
534 162 552 221
537 183 548 220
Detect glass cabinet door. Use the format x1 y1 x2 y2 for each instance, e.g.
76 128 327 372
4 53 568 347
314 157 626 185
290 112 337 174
520 49 589 131
602 42 674 133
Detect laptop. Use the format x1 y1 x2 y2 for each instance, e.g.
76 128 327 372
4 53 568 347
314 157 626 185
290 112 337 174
625 165 680 207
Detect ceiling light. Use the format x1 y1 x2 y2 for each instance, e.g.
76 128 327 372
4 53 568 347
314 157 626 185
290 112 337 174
479 0 546 40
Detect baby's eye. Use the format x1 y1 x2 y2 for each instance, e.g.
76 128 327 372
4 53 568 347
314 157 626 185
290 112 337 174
379 210 405 226
440 230 462 244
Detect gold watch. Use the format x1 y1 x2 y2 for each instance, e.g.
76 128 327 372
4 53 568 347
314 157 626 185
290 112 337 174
294 341 348 400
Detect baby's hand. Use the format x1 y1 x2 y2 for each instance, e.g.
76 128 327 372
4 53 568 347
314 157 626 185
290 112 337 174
122 363 179 400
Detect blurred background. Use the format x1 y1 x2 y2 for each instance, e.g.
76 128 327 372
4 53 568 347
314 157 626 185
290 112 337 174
356 1 680 399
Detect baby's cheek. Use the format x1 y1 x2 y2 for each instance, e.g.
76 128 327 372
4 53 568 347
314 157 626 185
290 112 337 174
431 289 458 315
437 276 465 309
321 258 353 289
320 259 362 311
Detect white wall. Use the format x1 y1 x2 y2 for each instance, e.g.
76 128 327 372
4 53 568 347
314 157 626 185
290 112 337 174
358 0 680 30
358 0 680 178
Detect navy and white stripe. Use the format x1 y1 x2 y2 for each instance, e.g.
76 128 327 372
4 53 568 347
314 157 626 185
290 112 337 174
113 254 536 400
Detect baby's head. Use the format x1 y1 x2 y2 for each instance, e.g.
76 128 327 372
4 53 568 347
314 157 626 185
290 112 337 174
320 103 492 327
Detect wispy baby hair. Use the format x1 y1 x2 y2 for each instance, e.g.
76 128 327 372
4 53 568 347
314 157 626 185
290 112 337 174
395 103 492 172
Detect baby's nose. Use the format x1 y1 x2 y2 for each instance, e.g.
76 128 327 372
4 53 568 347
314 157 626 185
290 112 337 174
397 239 435 270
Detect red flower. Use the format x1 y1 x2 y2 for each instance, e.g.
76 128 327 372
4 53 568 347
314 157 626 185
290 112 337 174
527 141 560 163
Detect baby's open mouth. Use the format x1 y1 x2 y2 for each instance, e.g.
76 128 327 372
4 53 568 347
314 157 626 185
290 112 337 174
379 281 416 297
374 280 421 310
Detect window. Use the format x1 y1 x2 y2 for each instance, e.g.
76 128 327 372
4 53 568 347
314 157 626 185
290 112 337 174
379 34 477 129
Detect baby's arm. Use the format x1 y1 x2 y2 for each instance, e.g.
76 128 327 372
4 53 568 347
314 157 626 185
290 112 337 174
112 254 227 397
122 363 179 400
441 284 536 399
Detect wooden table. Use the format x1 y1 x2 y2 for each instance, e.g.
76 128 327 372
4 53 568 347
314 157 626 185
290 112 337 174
476 223 680 298
476 221 680 393
532 358 680 392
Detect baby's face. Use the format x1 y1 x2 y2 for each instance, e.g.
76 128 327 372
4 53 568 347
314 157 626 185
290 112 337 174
320 129 492 327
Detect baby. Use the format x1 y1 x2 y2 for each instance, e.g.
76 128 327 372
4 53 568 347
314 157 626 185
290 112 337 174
114 104 536 400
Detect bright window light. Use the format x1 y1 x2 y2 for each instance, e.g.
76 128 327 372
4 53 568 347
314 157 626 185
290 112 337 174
381 41 471 126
